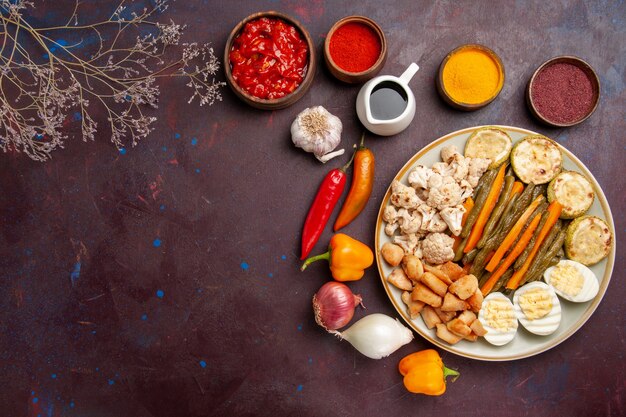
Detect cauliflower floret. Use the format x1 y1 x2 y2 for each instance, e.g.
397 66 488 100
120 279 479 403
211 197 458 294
393 233 420 255
440 205 466 236
431 162 454 178
440 145 460 163
383 205 398 223
458 179 474 201
467 158 491 187
390 180 422 208
427 176 464 210
417 204 436 232
427 173 444 190
421 233 455 265
448 153 470 182
407 165 432 190
385 222 399 236
398 208 422 235
426 212 448 233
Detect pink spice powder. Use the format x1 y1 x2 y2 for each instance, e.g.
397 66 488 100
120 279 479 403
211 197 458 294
530 62 596 124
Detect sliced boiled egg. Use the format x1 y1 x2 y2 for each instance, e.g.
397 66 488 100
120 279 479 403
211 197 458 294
478 292 518 346
513 282 561 336
544 259 599 303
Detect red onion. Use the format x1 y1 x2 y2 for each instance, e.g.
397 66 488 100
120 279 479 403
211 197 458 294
312 282 363 331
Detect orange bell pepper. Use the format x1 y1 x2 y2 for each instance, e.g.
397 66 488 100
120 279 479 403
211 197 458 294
398 349 460 396
300 233 374 281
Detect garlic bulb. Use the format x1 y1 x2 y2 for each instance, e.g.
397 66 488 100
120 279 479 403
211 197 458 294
332 313 414 359
291 106 344 163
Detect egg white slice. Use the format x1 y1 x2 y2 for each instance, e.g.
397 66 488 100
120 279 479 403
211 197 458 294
478 292 518 346
544 260 599 303
513 282 561 336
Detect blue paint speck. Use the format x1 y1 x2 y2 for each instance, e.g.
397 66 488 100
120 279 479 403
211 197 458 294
281 255 287 260
308 357 313 364
156 289 164 298
195 168 201 173
199 360 207 368
31 391 35 395
153 238 161 247
240 262 249 271
297 324 303 331
159 204 166 211
297 384 303 392
95 368 99 372
268 273 273 278
25 248 33 256
51 373 57 379
108 379 115 385
70 262 81 285
69 401 75 408
73 112 82 121
119 148 127 155
33 397 38 404
141 314 148 321
191 137 198 145
174 133 181 139
162 146 167 151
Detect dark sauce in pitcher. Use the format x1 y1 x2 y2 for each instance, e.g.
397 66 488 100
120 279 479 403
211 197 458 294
369 81 408 120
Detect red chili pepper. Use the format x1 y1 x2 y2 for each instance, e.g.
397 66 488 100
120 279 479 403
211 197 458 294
301 154 355 260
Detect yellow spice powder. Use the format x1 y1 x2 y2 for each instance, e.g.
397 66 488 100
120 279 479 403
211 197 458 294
442 48 502 104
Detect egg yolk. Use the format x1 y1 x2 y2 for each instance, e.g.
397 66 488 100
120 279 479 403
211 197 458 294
551 264 584 296
483 298 516 331
519 288 552 320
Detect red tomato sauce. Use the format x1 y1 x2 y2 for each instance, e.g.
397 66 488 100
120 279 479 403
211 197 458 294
229 17 309 100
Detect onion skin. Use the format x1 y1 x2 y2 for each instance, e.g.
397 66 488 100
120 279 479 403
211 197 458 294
312 282 363 331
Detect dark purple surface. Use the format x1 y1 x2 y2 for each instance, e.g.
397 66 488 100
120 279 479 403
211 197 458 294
1 1 624 416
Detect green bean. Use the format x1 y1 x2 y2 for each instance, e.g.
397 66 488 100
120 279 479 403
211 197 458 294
488 188 541 250
514 209 552 270
506 183 536 224
461 169 498 238
470 243 496 276
531 184 548 201
487 193 520 242
478 271 491 288
492 268 513 293
509 201 548 253
463 248 479 265
506 165 514 177
477 176 515 249
521 228 567 286
453 234 470 262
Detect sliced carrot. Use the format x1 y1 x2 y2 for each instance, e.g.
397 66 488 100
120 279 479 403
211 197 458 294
484 194 545 272
505 201 563 290
464 164 506 254
509 181 524 200
481 213 542 295
452 197 474 251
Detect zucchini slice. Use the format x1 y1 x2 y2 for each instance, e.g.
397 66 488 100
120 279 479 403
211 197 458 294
565 215 612 266
511 135 562 184
547 171 594 219
464 127 513 169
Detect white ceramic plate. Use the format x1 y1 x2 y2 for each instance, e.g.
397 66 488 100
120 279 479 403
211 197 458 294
375 125 615 361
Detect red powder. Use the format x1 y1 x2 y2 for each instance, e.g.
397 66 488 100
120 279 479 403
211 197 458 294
329 22 381 73
530 62 596 124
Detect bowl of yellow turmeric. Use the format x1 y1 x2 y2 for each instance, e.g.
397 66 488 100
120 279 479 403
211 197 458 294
436 44 505 111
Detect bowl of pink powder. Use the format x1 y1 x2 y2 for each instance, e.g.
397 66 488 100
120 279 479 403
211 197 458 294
526 56 600 127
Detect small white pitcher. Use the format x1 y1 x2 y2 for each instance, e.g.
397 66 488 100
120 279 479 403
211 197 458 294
356 63 419 136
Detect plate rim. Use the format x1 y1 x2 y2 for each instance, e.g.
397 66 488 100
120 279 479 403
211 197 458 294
375 124 616 361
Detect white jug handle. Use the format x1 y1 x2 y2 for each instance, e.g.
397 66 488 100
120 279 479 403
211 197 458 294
399 63 419 84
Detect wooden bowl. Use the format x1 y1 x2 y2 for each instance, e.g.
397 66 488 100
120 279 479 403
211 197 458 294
436 44 505 111
526 56 600 127
324 16 387 84
223 11 316 110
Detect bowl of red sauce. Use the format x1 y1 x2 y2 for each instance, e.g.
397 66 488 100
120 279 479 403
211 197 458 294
526 56 600 127
224 11 316 110
324 16 387 84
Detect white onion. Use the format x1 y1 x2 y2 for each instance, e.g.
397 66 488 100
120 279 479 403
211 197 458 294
332 313 414 359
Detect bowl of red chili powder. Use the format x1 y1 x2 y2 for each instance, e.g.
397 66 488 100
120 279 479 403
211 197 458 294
324 16 387 84
527 56 600 127
224 11 316 110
